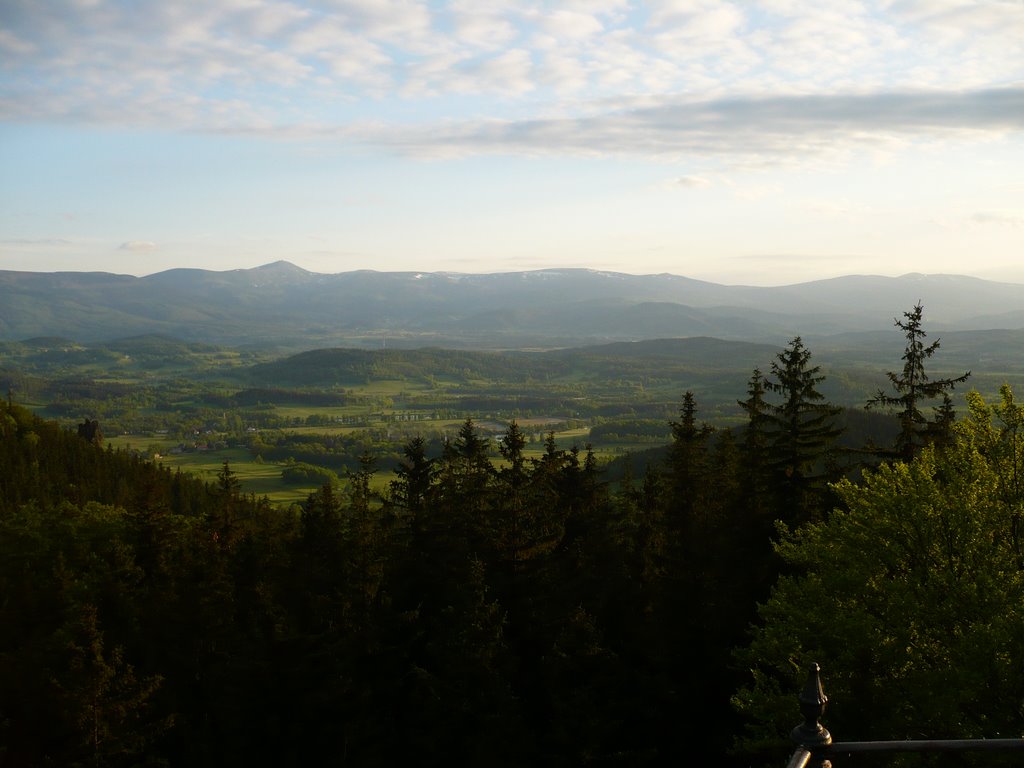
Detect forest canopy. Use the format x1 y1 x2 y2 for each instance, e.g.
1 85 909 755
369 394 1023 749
1 316 1020 766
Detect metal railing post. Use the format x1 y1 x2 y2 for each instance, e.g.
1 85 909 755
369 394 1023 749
781 660 1024 764
787 663 832 768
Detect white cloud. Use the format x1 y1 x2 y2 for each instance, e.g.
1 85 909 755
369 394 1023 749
236 1 312 39
316 40 393 88
532 51 588 93
535 9 604 41
1 238 75 246
672 175 711 188
448 2 521 49
457 48 534 96
883 0 1024 40
972 211 1024 227
1 0 1023 148
319 0 433 41
0 28 36 56
647 0 746 38
119 240 159 251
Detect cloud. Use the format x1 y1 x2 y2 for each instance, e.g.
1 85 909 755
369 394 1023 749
535 9 604 41
119 240 159 251
361 86 1024 160
1 238 75 246
882 0 1024 41
803 200 856 217
2 0 1023 146
732 252 844 261
449 3 520 49
672 175 711 188
0 28 36 55
972 211 1024 227
647 0 746 41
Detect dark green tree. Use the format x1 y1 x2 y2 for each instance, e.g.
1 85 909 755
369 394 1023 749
77 418 104 446
344 452 388 629
49 602 168 767
738 369 773 518
389 435 436 517
494 421 534 582
764 337 843 525
665 391 714 526
208 460 242 551
867 302 971 461
438 418 494 514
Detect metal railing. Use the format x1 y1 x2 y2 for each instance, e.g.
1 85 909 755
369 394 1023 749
786 663 1024 767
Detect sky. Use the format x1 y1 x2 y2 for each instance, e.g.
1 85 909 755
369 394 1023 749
1 0 1023 286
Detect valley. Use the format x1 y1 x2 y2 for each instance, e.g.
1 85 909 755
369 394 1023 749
4 319 1017 504
3 266 1023 766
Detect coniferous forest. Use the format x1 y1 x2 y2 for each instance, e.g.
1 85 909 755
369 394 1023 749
2 324 1023 767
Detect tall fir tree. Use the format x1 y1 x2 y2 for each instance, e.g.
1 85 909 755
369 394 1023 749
764 337 843 525
867 302 970 462
664 391 715 528
738 369 773 519
389 435 436 518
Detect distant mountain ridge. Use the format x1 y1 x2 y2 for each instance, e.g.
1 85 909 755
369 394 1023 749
2 261 1023 348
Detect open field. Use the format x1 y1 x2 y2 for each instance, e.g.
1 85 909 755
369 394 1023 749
105 424 626 506
154 447 393 506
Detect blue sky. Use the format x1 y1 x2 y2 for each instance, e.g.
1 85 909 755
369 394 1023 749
1 0 1023 285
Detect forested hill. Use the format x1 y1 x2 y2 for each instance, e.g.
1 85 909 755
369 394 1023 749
3 261 1024 347
243 337 783 387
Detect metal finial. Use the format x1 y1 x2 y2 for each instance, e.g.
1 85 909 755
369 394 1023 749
791 663 832 748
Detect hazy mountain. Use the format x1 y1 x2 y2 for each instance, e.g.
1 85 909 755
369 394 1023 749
2 261 1023 348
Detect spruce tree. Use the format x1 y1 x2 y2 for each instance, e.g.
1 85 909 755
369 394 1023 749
764 337 843 524
738 368 773 523
494 421 533 582
665 391 714 527
389 435 436 518
867 302 970 461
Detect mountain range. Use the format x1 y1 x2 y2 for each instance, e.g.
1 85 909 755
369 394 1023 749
2 260 1023 348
